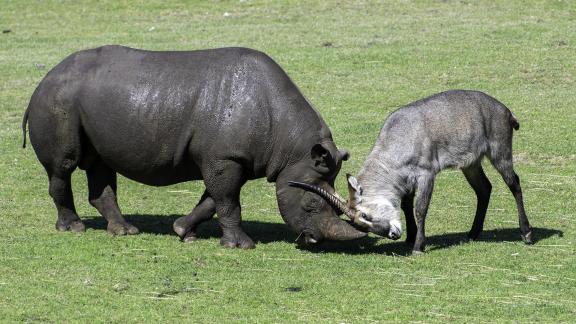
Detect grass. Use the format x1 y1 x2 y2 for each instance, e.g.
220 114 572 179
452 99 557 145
1 0 575 322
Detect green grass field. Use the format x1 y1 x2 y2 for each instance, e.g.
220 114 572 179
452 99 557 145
1 0 575 322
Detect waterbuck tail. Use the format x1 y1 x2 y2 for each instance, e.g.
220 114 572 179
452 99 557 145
510 113 520 131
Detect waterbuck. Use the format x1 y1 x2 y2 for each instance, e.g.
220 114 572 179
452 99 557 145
290 90 533 253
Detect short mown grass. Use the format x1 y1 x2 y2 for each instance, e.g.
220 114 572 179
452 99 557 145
1 0 574 322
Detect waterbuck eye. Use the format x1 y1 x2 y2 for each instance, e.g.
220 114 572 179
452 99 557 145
361 212 371 221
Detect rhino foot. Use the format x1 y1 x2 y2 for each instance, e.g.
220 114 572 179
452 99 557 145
173 219 199 242
56 219 86 232
220 230 255 249
107 221 139 235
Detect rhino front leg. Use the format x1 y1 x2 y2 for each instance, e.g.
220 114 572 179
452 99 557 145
204 161 255 249
86 159 139 235
173 190 216 242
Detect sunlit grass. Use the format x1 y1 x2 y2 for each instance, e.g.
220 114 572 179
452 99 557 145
0 0 574 322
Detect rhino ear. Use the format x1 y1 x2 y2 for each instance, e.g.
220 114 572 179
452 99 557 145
310 143 335 174
339 149 350 161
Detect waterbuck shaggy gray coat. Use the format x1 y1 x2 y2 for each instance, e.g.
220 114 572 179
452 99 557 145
22 45 366 248
292 90 533 253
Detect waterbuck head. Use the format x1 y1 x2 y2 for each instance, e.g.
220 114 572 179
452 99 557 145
345 174 402 240
288 173 402 241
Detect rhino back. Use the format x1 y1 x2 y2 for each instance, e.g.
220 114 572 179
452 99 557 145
31 46 330 184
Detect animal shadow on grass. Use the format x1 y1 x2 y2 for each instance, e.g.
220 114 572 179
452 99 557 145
82 214 299 243
82 215 562 256
307 227 563 256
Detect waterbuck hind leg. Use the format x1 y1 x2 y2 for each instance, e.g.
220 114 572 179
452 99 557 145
462 163 492 240
401 192 416 246
412 175 435 254
173 190 216 242
490 155 533 244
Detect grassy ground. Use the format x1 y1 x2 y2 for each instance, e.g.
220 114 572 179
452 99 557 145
1 0 575 322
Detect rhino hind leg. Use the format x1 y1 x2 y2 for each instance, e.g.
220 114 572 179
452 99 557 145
203 161 255 249
30 107 85 232
49 172 86 232
86 159 139 235
173 190 216 242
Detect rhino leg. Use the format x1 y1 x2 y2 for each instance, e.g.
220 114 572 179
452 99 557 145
173 190 216 242
86 159 139 235
31 107 85 232
204 161 255 249
49 173 86 232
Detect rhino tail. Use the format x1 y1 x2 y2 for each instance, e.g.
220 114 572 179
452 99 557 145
22 106 30 148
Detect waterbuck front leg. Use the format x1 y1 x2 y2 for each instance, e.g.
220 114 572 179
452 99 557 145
412 174 435 254
401 192 416 246
203 160 255 249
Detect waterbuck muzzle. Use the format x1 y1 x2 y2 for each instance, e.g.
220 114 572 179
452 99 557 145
287 181 373 228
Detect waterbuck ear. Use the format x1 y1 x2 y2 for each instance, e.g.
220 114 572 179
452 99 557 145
346 174 362 205
310 143 335 174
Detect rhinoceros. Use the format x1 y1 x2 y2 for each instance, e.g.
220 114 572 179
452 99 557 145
22 45 366 248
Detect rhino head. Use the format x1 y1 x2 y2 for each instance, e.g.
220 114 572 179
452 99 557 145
276 140 367 244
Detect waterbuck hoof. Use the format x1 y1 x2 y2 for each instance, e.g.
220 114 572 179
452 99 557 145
56 219 86 232
521 231 534 245
107 222 139 236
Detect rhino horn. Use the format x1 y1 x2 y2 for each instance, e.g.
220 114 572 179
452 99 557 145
287 181 368 238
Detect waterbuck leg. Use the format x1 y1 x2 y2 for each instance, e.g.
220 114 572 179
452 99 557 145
491 159 533 244
203 161 254 249
401 192 416 246
412 175 435 254
462 163 492 240
86 159 138 235
173 190 216 242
